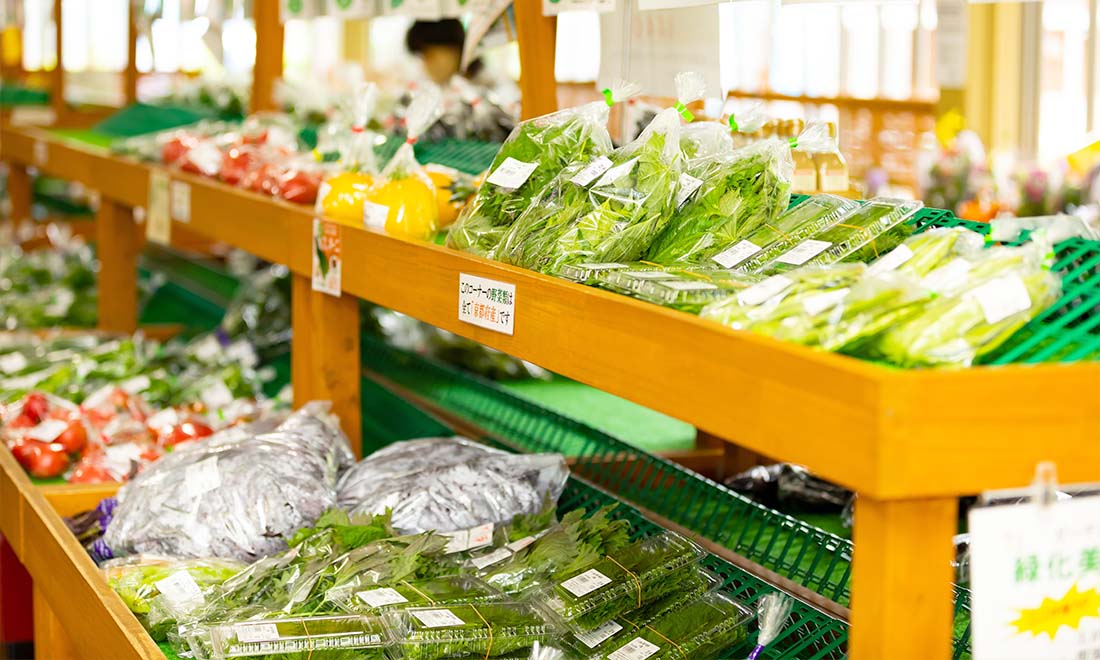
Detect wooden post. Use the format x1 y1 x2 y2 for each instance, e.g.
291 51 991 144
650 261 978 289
849 497 958 660
291 273 362 456
94 199 139 334
6 164 32 224
252 0 284 113
32 586 80 660
124 4 138 105
50 0 64 122
513 2 557 120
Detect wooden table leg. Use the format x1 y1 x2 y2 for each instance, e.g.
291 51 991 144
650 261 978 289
7 164 32 224
32 585 80 660
291 273 362 456
850 496 958 660
94 199 139 334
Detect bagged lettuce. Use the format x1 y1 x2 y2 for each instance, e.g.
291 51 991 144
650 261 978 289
446 84 634 257
536 72 705 273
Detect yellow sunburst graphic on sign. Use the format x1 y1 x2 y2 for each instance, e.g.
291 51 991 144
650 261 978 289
1012 585 1100 638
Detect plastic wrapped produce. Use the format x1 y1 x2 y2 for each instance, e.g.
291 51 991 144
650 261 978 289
317 83 380 226
326 576 502 615
730 195 860 272
103 403 354 562
631 270 761 313
540 531 704 633
445 84 630 257
385 601 560 660
759 198 923 274
810 271 933 352
178 613 389 660
103 556 244 641
865 226 985 279
337 437 568 535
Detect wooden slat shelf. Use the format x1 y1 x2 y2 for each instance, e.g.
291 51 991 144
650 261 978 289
3 120 1098 660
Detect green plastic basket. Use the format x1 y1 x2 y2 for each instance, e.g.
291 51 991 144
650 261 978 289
376 136 500 175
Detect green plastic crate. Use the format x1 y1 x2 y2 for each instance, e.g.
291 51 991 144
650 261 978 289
376 136 500 175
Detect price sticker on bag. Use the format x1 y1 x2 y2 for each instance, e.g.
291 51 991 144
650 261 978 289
561 568 613 597
411 608 466 629
170 181 191 223
235 623 280 643
363 202 389 231
576 621 624 648
675 173 704 208
312 219 342 297
970 275 1033 324
866 244 914 275
155 571 205 610
147 170 172 245
607 637 661 660
570 156 614 186
357 587 408 608
776 239 832 266
486 157 538 189
470 547 513 570
660 280 717 291
459 273 516 335
712 240 762 269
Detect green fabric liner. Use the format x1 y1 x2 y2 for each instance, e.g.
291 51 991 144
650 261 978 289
0 84 49 106
47 128 116 150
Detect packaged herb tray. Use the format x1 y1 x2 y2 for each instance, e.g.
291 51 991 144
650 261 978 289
732 194 860 271
326 576 502 615
583 592 754 660
597 264 724 296
559 262 632 285
633 271 761 313
759 198 922 274
179 614 388 660
541 531 705 633
385 601 560 660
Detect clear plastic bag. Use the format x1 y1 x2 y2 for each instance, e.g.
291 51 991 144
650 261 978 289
385 602 560 660
103 403 353 562
760 197 923 274
178 613 388 660
446 83 633 258
364 83 442 241
725 464 851 513
865 226 986 279
632 270 761 313
317 83 381 225
326 576 502 615
732 195 861 272
540 531 705 633
336 437 568 536
811 271 933 352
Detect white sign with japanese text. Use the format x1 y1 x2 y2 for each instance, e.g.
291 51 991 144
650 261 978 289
458 273 516 335
971 495 1100 659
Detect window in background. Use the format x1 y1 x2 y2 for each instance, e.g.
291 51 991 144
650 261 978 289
1038 0 1089 162
842 4 881 99
555 10 600 82
720 1 770 94
880 3 917 99
21 0 55 71
283 16 341 84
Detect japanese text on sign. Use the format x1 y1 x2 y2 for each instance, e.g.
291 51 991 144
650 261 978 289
458 273 516 335
312 219 342 297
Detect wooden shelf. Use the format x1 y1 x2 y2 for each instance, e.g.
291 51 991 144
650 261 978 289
3 122 1099 660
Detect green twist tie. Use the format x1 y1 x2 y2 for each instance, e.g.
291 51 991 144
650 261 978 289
673 101 694 122
729 115 739 132
602 88 614 106
789 137 798 149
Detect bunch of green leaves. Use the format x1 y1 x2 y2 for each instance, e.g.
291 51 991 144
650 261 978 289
446 104 611 257
396 602 557 660
546 532 703 632
737 195 860 272
0 244 98 328
594 593 751 660
645 141 792 265
481 506 631 594
700 264 866 331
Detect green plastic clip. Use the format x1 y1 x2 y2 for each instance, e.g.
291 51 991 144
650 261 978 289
602 88 614 106
673 101 694 122
729 115 739 132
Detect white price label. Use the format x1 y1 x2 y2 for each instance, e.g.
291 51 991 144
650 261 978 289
155 571 204 609
471 547 513 570
544 0 616 15
26 419 67 443
921 257 972 294
623 271 674 280
458 273 516 336
170 181 191 223
737 275 794 306
235 623 280 643
185 457 221 497
971 276 1033 324
506 534 540 552
675 173 704 208
608 637 661 660
867 244 915 275
411 608 466 629
363 202 390 231
443 530 469 554
776 239 832 266
121 375 151 395
660 280 718 292
147 171 172 245
357 587 409 608
486 157 538 189
570 156 614 186
467 523 494 550
594 158 639 188
561 568 613 597
33 140 48 167
712 240 762 268
202 380 235 411
0 352 28 374
802 288 850 316
576 621 624 648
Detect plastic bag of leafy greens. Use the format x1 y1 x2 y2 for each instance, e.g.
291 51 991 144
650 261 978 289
678 121 735 163
446 84 634 257
362 83 442 241
385 601 560 660
730 195 861 272
178 613 389 660
103 403 353 562
815 271 934 353
545 73 705 272
865 226 986 279
760 198 923 274
540 531 705 633
700 263 866 331
875 249 1062 367
580 592 754 660
103 556 244 641
326 576 502 615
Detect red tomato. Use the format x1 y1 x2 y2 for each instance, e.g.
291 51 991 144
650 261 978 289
22 393 48 424
7 414 36 430
68 463 114 484
276 170 321 205
139 447 162 463
241 129 269 146
220 147 257 186
8 437 38 466
162 137 191 164
24 443 69 479
54 421 87 454
159 421 214 448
